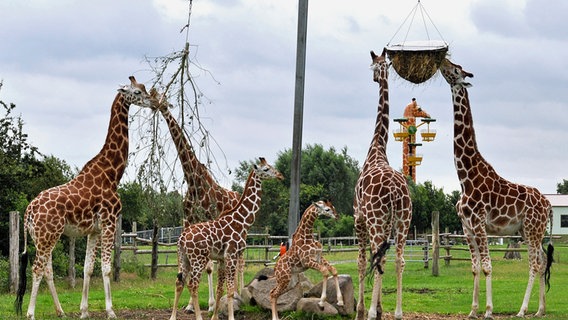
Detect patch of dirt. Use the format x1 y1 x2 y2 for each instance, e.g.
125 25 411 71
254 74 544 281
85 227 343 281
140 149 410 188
77 309 516 320
72 309 268 320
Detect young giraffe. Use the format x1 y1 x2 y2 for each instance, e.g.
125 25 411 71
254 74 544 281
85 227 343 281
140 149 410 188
15 77 158 320
270 200 344 320
353 49 412 320
401 98 431 181
169 157 284 320
439 58 554 319
149 94 242 312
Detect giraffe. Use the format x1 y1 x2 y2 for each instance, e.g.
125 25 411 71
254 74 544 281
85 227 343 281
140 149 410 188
353 49 412 320
401 98 430 181
149 92 242 312
14 76 158 320
439 58 554 319
270 199 344 320
169 157 284 320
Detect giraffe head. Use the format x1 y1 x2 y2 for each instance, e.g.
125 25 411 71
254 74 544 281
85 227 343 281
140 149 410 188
148 87 172 113
313 199 339 220
439 59 474 88
254 157 284 181
370 48 389 83
116 76 156 108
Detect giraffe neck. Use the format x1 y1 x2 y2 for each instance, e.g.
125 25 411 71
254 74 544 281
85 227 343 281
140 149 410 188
79 93 130 185
160 108 239 218
365 70 390 166
224 169 263 230
292 205 317 241
160 108 215 187
451 85 492 189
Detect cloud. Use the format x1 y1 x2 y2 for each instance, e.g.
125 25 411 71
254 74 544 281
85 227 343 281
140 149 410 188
1 0 566 196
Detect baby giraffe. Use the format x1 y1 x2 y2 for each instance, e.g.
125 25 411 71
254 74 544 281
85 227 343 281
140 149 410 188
270 200 344 320
170 157 284 320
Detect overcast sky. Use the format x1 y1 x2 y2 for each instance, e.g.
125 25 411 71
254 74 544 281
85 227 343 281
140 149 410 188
1 0 567 197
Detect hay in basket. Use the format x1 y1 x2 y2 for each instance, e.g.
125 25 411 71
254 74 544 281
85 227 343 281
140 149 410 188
386 40 448 84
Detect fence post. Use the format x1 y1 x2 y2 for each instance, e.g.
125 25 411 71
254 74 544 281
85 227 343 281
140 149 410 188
264 228 269 262
443 228 451 266
68 237 76 288
431 211 440 276
151 220 158 280
9 211 20 293
113 215 122 282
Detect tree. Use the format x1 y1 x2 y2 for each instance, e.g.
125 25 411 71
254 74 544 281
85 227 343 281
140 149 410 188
118 182 149 231
0 86 73 256
557 179 568 194
407 180 461 236
232 144 360 236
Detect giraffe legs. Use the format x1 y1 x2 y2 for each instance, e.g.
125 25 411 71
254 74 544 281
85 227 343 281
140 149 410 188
27 250 65 320
101 232 117 319
25 226 66 320
79 232 116 319
211 261 226 320
237 255 245 294
517 239 546 317
354 220 368 320
211 257 238 320
80 234 98 319
368 269 383 320
307 257 344 308
367 240 387 320
464 225 494 320
393 233 407 320
185 260 216 313
270 255 291 320
45 254 65 317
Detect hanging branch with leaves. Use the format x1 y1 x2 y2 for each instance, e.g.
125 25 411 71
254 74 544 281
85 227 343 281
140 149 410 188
127 0 231 226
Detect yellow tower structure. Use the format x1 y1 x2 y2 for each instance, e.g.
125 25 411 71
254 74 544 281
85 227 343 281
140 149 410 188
393 98 436 181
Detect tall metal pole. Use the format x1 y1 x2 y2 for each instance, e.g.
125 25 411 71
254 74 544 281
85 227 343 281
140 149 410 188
288 0 308 243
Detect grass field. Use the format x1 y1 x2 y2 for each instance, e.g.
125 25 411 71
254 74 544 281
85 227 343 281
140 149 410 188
2 244 567 319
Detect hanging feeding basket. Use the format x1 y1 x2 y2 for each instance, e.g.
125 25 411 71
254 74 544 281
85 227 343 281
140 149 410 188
385 1 449 84
386 40 448 84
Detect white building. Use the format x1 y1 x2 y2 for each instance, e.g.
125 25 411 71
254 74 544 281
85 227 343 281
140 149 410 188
544 194 568 236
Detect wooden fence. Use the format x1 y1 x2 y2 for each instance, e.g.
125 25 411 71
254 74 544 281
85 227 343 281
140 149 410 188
119 229 432 269
8 211 549 288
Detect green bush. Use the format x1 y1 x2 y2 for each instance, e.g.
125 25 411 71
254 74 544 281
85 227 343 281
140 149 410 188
121 254 148 278
0 257 10 293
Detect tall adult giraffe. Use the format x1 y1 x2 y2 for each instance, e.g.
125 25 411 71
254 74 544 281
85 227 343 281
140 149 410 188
15 77 157 320
439 58 554 319
149 94 243 312
270 200 344 320
353 49 412 320
169 157 284 320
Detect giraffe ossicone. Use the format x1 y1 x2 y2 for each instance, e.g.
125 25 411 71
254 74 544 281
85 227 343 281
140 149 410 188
440 58 554 319
15 76 157 320
270 199 344 320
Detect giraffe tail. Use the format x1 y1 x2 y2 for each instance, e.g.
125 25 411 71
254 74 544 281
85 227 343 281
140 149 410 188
366 240 391 283
544 206 554 292
14 226 29 315
14 252 28 315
